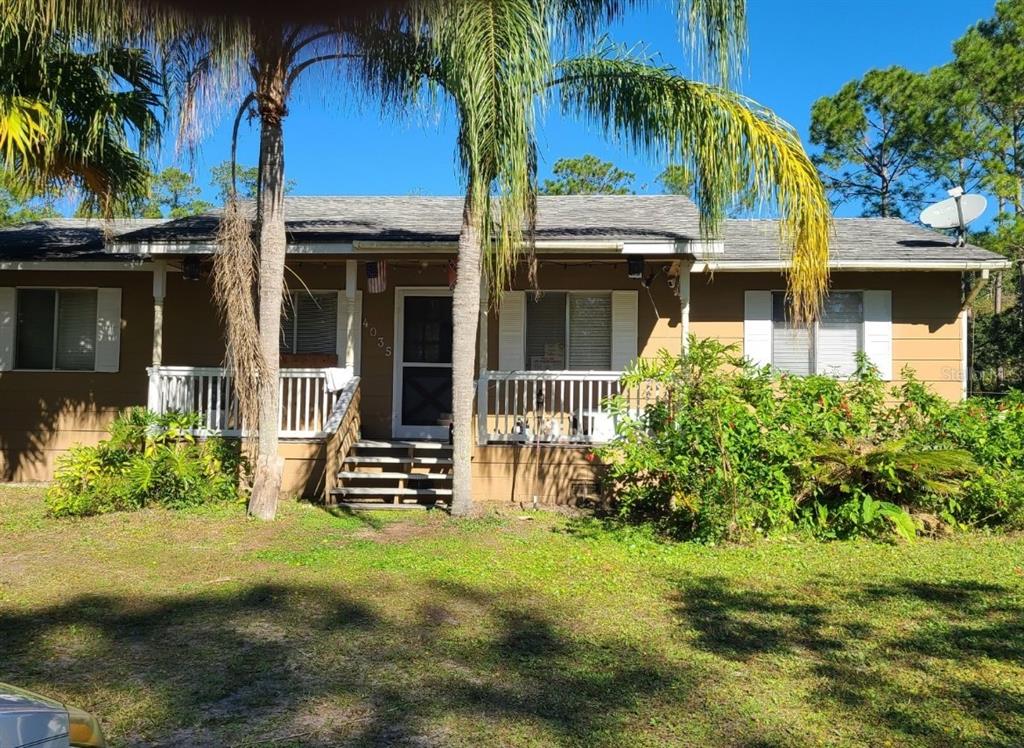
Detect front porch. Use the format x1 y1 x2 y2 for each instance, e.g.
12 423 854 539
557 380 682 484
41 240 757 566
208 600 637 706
140 253 684 503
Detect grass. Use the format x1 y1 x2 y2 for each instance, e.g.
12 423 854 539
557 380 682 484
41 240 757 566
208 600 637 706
1 486 1022 747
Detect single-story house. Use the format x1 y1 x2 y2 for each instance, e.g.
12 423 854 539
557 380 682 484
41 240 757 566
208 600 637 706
0 195 1010 505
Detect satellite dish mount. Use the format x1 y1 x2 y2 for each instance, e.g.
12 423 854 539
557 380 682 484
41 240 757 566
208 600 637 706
919 187 987 247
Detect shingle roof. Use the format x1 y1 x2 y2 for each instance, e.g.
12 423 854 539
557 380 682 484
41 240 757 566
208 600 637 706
721 218 1005 267
0 198 1010 270
113 195 702 245
0 218 166 261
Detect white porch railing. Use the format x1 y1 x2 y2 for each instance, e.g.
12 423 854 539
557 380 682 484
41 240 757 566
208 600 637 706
476 370 661 445
146 366 345 438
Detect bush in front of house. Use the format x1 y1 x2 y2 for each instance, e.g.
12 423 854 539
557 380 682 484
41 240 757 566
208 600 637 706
598 338 1024 543
47 408 249 517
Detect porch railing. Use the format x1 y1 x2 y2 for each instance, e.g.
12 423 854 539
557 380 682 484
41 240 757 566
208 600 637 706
476 370 661 446
146 366 348 438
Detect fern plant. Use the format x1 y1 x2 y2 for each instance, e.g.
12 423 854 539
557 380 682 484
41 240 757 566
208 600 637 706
797 439 977 540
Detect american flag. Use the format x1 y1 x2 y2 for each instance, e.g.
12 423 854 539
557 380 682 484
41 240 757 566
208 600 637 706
366 260 387 294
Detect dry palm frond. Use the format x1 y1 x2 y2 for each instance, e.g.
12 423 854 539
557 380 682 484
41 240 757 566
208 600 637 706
213 198 264 438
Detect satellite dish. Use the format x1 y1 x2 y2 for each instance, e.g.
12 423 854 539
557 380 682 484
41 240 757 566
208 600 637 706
920 187 987 246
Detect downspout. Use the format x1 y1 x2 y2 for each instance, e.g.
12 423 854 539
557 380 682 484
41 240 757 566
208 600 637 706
961 269 991 398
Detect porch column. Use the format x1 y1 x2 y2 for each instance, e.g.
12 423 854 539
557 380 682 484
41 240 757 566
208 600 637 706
679 259 694 353
148 261 167 411
345 260 357 371
476 275 489 446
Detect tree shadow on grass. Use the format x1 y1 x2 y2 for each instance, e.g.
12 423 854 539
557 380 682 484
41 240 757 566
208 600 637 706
673 574 1024 747
0 579 694 747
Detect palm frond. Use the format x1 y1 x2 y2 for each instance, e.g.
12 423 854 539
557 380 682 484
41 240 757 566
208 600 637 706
549 0 747 84
421 0 549 297
553 46 831 321
0 27 163 215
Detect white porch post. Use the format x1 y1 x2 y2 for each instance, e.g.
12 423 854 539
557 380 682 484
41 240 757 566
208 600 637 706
476 276 489 446
679 259 694 353
345 260 357 372
148 261 167 412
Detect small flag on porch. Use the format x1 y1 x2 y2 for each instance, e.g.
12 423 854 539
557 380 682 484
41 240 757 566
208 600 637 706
366 260 388 294
447 259 458 290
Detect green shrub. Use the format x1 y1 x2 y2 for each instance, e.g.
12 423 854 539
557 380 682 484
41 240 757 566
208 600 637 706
47 408 249 517
599 338 1024 542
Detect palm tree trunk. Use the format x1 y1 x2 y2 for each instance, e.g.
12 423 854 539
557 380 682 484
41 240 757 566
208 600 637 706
247 46 288 521
450 199 482 517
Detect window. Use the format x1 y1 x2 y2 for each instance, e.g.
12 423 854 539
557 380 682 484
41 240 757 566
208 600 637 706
15 289 97 371
772 291 863 377
281 291 337 355
525 292 612 370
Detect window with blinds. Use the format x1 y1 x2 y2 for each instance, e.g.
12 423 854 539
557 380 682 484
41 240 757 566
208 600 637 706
15 289 97 371
281 292 337 355
524 291 612 371
772 291 863 377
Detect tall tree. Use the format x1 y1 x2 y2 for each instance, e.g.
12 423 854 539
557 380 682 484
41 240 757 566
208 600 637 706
210 160 258 200
810 66 928 218
210 159 294 203
657 163 692 194
185 26 354 520
365 2 831 516
540 154 635 194
151 166 212 217
0 170 59 224
953 0 1024 215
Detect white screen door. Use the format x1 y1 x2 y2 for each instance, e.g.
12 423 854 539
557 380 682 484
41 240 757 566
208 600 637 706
393 288 453 439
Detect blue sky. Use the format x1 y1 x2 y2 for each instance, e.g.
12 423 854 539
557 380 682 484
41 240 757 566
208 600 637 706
164 0 997 219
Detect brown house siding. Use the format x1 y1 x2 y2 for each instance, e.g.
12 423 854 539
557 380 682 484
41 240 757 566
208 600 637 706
0 270 152 481
0 261 967 496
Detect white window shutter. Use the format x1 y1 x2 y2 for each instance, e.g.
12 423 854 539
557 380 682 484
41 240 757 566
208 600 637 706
0 284 13 370
744 290 772 366
498 291 525 370
863 289 893 380
610 290 638 370
94 288 122 372
336 290 363 373
0 287 14 371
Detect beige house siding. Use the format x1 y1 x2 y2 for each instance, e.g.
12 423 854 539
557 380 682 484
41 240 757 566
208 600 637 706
0 270 152 481
0 262 966 491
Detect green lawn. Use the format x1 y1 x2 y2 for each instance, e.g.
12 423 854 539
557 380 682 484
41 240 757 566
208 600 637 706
1 486 1022 747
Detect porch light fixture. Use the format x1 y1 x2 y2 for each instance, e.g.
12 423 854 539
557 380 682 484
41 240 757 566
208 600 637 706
627 256 645 279
182 256 201 281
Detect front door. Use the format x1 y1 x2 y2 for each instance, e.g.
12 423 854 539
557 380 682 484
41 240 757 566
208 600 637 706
393 289 453 440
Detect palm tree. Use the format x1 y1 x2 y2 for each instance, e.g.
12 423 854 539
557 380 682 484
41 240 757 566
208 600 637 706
359 1 831 517
0 26 161 214
8 4 366 519
165 24 363 519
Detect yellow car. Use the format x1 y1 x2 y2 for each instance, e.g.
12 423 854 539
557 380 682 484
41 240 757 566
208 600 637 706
0 683 106 748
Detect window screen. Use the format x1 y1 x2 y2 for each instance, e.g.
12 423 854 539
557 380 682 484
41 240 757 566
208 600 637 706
55 290 97 370
771 291 863 377
525 292 566 369
568 293 612 370
772 292 812 376
15 289 97 371
524 292 613 371
281 292 337 355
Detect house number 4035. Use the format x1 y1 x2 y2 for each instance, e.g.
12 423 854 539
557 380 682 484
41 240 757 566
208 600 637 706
363 317 392 357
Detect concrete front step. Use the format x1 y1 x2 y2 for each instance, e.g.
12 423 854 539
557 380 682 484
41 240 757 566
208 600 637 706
336 471 451 481
335 501 437 511
331 486 453 498
343 455 454 466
